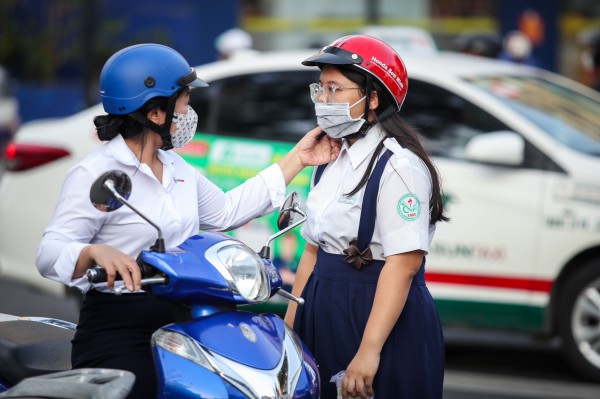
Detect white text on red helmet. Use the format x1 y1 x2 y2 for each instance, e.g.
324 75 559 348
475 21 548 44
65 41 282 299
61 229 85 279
371 56 404 91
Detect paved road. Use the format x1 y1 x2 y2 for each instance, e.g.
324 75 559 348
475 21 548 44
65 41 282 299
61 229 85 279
444 329 600 398
2 279 600 398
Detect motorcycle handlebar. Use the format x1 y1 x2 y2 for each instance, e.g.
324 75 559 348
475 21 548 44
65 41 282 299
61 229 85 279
86 263 159 284
86 267 110 284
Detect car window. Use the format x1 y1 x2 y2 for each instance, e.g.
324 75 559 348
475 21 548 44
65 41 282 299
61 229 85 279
401 79 511 160
190 70 319 143
467 75 600 156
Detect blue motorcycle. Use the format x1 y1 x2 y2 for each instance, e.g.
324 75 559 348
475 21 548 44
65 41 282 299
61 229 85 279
0 170 320 399
89 170 319 398
0 170 319 398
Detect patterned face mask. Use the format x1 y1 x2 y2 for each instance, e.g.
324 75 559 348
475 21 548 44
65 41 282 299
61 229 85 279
170 105 198 148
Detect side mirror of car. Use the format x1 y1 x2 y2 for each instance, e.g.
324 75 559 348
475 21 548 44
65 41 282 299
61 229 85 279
465 131 525 166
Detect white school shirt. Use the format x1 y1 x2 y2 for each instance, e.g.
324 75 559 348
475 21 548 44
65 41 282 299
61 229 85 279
36 134 286 293
300 125 436 260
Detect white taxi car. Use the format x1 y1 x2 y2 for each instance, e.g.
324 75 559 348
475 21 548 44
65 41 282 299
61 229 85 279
1 49 600 380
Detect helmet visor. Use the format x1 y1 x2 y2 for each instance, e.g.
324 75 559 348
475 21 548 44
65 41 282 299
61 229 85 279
178 68 208 88
302 46 363 67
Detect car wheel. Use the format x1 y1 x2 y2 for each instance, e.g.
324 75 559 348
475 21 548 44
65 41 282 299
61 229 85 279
558 259 600 380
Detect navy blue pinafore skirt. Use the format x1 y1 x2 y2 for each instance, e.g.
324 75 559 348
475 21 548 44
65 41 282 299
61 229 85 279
294 150 445 398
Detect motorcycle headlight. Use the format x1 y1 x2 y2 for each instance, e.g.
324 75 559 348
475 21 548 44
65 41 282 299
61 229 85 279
152 329 215 372
207 241 270 303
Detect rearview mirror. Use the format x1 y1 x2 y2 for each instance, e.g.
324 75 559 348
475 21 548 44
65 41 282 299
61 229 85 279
89 169 165 252
277 192 300 231
259 192 306 259
89 170 132 212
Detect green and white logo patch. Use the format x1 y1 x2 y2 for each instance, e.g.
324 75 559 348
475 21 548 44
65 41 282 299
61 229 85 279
397 193 421 221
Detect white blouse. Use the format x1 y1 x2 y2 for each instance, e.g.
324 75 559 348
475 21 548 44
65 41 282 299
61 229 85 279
36 134 286 292
301 125 436 260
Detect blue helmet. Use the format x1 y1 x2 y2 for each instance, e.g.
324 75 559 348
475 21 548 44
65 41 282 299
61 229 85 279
99 43 208 115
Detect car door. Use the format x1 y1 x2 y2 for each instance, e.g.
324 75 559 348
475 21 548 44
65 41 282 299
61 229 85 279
402 79 548 332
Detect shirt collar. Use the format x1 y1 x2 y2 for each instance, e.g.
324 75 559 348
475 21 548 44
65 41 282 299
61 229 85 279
105 134 140 166
106 134 175 167
345 124 386 169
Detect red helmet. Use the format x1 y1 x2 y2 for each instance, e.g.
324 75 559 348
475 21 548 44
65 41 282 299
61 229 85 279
303 35 408 110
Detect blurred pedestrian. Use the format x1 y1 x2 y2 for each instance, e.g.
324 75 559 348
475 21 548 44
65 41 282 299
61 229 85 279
578 28 600 92
284 35 447 399
499 31 539 67
214 27 258 60
454 33 502 59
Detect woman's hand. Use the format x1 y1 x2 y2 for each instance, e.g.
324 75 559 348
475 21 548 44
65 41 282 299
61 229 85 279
278 127 341 185
342 347 379 399
296 127 341 167
76 244 142 292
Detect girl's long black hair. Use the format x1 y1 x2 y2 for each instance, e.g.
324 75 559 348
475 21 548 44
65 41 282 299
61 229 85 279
338 65 449 225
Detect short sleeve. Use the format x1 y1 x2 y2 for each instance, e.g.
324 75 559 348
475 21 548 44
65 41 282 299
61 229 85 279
376 152 432 257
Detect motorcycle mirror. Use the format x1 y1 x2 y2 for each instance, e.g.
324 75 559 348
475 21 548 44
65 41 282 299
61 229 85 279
90 170 132 212
277 192 299 231
89 170 165 252
259 192 306 259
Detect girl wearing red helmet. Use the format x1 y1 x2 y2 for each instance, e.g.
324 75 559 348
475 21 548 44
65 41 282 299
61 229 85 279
36 43 340 399
285 35 447 398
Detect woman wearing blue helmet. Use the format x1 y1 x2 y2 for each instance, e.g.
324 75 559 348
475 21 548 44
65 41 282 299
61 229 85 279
36 43 341 399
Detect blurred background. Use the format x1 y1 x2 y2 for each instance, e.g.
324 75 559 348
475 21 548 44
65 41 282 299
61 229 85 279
1 0 600 126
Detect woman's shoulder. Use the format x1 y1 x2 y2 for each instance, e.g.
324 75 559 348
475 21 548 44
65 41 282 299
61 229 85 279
67 144 111 174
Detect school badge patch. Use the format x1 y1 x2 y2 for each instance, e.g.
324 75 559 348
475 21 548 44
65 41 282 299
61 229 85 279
397 193 421 221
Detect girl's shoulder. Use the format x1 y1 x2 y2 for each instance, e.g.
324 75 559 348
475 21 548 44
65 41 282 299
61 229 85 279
382 138 428 176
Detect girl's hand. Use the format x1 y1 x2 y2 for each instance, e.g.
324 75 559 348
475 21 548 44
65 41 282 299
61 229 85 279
342 348 379 399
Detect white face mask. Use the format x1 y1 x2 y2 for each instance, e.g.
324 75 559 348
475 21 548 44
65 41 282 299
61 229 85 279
314 96 366 139
171 105 198 148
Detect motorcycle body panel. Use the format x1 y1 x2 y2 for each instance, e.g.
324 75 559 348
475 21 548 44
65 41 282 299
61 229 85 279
0 319 74 386
172 311 285 369
142 232 283 305
154 311 320 398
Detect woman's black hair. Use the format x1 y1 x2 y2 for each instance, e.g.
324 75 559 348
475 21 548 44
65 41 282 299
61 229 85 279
337 65 449 224
93 96 169 141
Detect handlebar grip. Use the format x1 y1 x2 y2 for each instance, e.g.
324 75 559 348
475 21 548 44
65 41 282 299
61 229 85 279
86 268 112 283
86 262 154 284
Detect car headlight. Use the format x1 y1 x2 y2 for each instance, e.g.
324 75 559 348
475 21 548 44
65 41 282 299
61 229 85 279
206 241 270 303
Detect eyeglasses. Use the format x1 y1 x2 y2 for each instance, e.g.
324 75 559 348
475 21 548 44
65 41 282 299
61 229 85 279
309 83 362 103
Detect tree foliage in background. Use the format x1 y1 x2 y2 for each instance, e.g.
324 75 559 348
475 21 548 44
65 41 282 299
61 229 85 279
0 0 171 84
1 0 86 82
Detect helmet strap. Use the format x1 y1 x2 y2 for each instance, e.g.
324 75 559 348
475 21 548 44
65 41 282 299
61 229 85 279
344 73 373 140
127 92 179 151
158 93 179 150
376 105 396 123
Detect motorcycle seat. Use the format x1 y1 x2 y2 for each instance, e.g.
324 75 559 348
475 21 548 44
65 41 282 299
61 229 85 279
0 320 73 385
